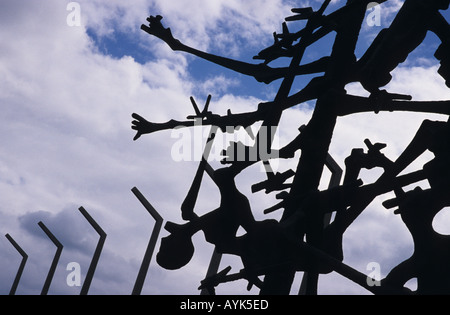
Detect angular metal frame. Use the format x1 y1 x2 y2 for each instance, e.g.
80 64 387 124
78 206 107 295
5 234 28 295
131 187 164 295
38 221 64 295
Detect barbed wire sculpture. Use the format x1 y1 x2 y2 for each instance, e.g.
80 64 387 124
132 0 450 295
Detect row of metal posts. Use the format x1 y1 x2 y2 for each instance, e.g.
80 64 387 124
4 187 162 295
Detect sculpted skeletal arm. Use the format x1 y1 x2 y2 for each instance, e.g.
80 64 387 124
141 15 282 84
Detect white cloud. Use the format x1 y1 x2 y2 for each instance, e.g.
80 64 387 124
152 0 296 53
0 0 276 295
79 0 297 57
387 65 450 101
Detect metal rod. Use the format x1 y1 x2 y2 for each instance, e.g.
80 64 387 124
38 221 63 295
5 234 28 295
200 247 223 295
299 153 343 295
131 187 164 295
200 163 221 296
181 125 218 221
78 206 107 295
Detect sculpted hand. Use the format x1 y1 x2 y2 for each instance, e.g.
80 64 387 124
141 15 182 51
131 113 156 141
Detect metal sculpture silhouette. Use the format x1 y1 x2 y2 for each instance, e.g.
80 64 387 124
133 0 450 295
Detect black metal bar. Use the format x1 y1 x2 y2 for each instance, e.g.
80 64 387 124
298 153 343 295
78 206 107 295
181 125 218 221
5 234 28 295
199 156 221 296
200 247 223 295
131 187 164 295
38 221 63 295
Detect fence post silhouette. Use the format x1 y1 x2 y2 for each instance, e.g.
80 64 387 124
38 221 63 295
5 234 28 295
131 187 164 295
78 206 107 295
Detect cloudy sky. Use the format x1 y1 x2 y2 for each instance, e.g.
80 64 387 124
1 0 450 295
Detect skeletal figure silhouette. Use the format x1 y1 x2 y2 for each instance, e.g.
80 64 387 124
133 0 450 294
